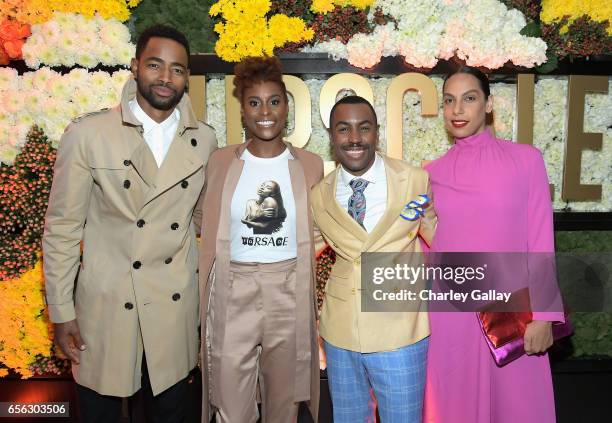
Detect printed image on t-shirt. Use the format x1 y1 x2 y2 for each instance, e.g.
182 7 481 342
230 148 296 262
241 180 287 235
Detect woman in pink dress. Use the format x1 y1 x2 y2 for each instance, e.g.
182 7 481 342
423 66 565 423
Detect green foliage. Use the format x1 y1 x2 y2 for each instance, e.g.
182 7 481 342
555 231 612 253
569 312 612 358
520 21 542 38
129 0 218 54
535 50 558 73
541 15 612 61
555 231 612 358
500 0 541 22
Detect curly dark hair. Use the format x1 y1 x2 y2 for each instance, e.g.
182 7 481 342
232 56 287 101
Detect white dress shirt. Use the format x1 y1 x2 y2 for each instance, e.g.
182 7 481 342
336 153 387 233
129 99 180 167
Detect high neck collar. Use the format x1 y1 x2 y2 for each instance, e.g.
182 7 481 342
454 127 494 147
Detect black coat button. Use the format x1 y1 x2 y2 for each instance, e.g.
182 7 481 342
164 257 173 264
133 261 141 269
191 138 197 146
124 160 131 166
172 293 181 301
181 180 189 189
123 180 131 189
137 219 145 228
171 222 179 230
124 302 133 310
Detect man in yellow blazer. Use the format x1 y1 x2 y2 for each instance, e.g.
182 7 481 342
42 25 216 422
311 96 437 423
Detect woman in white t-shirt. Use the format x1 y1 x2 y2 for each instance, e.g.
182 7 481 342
199 56 323 423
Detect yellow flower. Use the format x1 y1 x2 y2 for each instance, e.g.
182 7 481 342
0 259 53 378
211 0 314 62
339 0 374 9
311 0 335 14
13 0 140 24
311 0 374 14
541 0 612 34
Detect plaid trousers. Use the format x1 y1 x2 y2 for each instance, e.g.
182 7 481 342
324 337 429 423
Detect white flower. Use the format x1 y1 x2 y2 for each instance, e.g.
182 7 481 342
40 20 61 41
307 0 548 70
115 44 135 65
31 68 59 91
302 40 348 61
347 33 384 68
76 52 99 69
0 143 19 165
1 90 25 114
111 70 132 92
205 78 227 146
100 20 132 45
346 23 397 68
0 68 18 91
21 12 135 69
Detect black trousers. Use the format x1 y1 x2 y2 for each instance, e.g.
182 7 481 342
76 355 191 423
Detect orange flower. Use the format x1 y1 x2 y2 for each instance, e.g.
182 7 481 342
2 38 24 58
0 19 30 39
0 18 30 61
0 45 9 65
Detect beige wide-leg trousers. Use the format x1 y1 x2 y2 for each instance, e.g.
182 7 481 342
212 258 299 423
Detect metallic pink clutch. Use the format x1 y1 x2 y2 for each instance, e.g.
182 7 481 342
477 288 572 366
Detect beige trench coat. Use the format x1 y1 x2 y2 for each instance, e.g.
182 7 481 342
42 78 217 396
196 141 322 422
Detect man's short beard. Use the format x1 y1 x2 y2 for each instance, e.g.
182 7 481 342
137 79 184 111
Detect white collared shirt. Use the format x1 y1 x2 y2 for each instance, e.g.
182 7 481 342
336 153 387 233
129 99 180 167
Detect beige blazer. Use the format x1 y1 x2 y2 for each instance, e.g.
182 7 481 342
311 154 437 353
42 78 217 396
197 141 322 423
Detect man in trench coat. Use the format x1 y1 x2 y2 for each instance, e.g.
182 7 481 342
42 25 216 422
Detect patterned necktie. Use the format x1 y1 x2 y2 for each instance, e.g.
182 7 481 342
348 178 369 228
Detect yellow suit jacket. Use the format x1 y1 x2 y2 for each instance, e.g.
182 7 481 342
311 154 437 352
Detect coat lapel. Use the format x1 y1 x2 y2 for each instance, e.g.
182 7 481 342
128 140 158 189
143 133 203 206
287 156 314 400
322 167 369 244
363 156 409 251
118 76 203 207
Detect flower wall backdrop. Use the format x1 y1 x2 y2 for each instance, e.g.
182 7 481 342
22 12 135 69
0 261 52 378
204 76 612 212
0 0 610 378
2 0 610 68
304 0 549 69
0 67 131 164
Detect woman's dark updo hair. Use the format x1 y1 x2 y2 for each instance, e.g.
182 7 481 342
232 56 287 102
443 66 491 99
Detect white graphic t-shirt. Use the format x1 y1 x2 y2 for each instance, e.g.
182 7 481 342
230 147 297 263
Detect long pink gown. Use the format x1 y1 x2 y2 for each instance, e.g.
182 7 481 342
423 129 565 423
